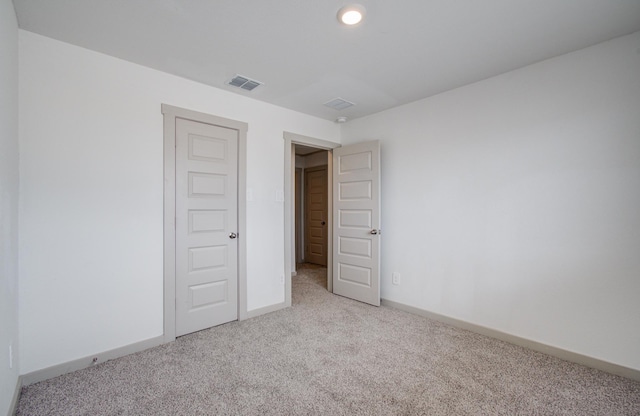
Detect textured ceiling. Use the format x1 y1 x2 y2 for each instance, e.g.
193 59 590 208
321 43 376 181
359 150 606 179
13 0 640 121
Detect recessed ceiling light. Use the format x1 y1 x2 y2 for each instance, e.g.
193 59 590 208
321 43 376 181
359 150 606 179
337 5 366 26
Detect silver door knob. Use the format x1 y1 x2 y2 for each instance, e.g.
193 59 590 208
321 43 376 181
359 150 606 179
229 232 237 239
370 229 380 235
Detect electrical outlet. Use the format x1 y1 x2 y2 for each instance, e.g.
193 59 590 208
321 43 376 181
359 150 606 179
392 272 400 285
280 275 285 284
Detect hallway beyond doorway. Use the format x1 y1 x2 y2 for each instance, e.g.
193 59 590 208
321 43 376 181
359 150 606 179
295 263 327 291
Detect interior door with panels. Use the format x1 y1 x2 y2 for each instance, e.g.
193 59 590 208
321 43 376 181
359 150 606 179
175 117 238 336
333 141 381 306
305 166 328 266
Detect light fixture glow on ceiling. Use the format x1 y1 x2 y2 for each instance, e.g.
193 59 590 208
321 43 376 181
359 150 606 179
337 5 366 26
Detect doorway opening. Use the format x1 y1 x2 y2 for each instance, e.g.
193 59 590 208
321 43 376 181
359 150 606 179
283 132 340 307
295 146 329 289
284 132 381 308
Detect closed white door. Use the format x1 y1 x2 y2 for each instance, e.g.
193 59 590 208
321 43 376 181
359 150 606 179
332 141 381 306
175 117 238 336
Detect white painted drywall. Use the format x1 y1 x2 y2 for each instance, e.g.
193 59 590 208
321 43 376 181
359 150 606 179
0 0 20 411
18 30 340 374
342 31 640 371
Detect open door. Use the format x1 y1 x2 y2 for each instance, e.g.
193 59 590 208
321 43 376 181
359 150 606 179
332 140 380 306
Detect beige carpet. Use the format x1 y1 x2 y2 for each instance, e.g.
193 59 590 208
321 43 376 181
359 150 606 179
17 263 640 415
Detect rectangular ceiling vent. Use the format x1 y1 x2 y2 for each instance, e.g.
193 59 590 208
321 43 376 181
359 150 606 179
227 74 263 91
324 97 355 110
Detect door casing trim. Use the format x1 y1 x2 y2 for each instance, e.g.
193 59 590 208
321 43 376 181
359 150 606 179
162 104 248 343
283 131 340 306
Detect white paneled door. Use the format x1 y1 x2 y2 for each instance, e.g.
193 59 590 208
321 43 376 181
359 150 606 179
175 117 238 336
333 141 381 306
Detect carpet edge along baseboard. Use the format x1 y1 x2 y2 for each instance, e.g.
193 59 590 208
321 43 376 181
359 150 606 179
20 335 165 387
17 300 639 393
380 298 640 382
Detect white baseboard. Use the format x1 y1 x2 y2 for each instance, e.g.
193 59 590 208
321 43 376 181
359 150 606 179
19 303 289 389
7 375 22 416
381 298 640 382
245 302 287 319
20 335 164 386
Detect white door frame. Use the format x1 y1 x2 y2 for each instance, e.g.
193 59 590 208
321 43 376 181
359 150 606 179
163 104 248 343
283 131 340 306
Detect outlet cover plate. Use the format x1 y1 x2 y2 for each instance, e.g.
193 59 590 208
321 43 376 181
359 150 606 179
392 272 400 285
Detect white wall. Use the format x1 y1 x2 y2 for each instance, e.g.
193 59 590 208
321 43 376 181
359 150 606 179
342 32 640 371
19 30 339 374
0 0 20 411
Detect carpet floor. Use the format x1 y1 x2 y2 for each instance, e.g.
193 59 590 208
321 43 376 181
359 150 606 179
17 263 640 415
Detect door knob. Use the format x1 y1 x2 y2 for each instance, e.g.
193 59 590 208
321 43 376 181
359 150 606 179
321 221 326 225
370 229 380 235
229 232 237 239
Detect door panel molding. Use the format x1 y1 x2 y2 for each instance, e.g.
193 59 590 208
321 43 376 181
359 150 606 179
163 104 247 343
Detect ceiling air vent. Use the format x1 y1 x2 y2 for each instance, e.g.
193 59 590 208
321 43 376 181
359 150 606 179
324 97 355 110
227 75 262 91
